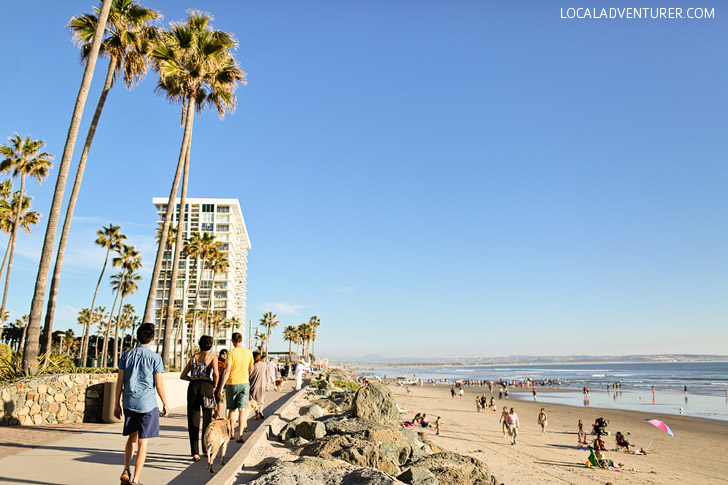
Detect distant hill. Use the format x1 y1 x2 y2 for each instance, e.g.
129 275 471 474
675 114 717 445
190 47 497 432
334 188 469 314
335 354 728 366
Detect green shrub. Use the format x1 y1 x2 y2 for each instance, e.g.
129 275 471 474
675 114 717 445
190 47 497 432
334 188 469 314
334 380 360 391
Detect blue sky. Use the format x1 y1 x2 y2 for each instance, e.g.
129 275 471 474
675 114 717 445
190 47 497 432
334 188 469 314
0 1 726 359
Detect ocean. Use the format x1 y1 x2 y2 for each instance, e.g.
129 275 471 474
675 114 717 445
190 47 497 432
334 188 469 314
359 361 728 421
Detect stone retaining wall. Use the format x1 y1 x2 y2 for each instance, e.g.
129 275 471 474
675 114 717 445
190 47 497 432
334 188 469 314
0 373 117 426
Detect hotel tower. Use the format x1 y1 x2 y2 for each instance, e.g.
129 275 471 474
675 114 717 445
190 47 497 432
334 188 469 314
152 197 251 351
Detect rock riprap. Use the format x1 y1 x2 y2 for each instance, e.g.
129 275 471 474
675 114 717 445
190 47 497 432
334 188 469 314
351 381 399 427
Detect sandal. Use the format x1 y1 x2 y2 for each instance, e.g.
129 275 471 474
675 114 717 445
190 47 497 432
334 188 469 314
120 468 131 484
192 455 201 462
236 437 245 443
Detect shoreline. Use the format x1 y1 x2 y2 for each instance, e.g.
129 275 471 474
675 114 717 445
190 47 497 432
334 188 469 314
349 359 728 368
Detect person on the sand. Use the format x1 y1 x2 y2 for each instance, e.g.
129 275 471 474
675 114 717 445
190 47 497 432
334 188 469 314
506 407 520 445
435 416 441 435
537 408 548 436
615 431 631 452
450 387 456 399
499 406 509 437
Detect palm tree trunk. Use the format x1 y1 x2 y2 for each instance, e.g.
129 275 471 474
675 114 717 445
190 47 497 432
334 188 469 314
22 0 112 373
0 229 12 289
155 268 168 353
41 55 119 355
162 115 193 369
41 55 118 352
81 248 111 364
101 287 121 367
113 292 126 368
0 174 25 319
288 340 292 361
143 96 195 325
20 325 27 354
203 271 216 335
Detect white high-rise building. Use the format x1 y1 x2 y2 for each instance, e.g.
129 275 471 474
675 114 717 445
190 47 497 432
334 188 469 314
152 197 251 351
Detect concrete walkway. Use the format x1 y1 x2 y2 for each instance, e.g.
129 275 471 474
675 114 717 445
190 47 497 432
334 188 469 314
0 387 299 485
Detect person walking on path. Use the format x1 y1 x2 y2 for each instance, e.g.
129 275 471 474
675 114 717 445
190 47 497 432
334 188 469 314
499 406 509 437
114 323 169 485
249 351 268 419
215 349 228 417
295 361 305 390
267 357 277 391
506 407 520 445
218 332 254 443
537 408 548 436
180 335 219 462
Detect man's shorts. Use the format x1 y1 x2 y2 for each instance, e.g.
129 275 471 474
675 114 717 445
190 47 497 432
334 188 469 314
123 408 159 439
225 383 250 410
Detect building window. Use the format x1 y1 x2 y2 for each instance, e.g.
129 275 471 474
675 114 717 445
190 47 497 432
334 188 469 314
200 213 214 223
217 224 229 232
217 206 230 213
217 215 230 223
219 243 229 250
215 291 227 299
178 261 186 269
201 223 213 232
202 204 214 212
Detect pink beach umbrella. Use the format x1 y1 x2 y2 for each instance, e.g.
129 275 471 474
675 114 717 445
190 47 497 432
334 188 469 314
645 418 674 450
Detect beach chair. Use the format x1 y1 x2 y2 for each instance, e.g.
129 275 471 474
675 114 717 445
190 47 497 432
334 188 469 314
587 448 610 469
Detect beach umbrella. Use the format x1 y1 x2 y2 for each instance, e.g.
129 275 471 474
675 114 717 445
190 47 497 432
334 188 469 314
645 418 674 450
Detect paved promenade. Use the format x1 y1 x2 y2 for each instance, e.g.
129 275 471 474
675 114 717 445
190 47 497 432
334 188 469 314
0 385 299 485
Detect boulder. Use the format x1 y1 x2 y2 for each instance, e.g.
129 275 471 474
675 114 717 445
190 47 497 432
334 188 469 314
296 420 327 440
284 436 310 449
247 457 405 485
380 441 412 467
401 429 432 462
324 416 380 436
278 416 314 442
296 434 399 474
397 466 439 485
311 398 340 413
300 404 326 419
412 452 492 485
351 382 399 427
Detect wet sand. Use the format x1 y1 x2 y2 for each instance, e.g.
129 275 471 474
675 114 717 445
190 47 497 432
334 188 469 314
392 384 728 484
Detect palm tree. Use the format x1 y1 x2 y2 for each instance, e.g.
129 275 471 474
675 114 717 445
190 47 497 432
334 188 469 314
23 0 113 374
117 303 136 355
77 308 94 361
308 315 321 357
100 244 140 366
283 325 297 361
203 249 228 332
41 0 161 357
110 252 142 368
15 315 29 353
181 232 218 360
79 224 126 363
143 11 247 351
297 323 312 360
154 222 177 344
0 193 40 319
260 312 280 360
0 134 53 319
94 310 111 360
110 271 142 366
0 179 14 288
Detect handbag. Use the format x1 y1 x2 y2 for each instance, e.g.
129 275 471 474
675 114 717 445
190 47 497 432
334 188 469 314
203 395 216 409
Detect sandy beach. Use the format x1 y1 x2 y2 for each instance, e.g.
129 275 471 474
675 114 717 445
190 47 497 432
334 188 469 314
391 384 728 484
